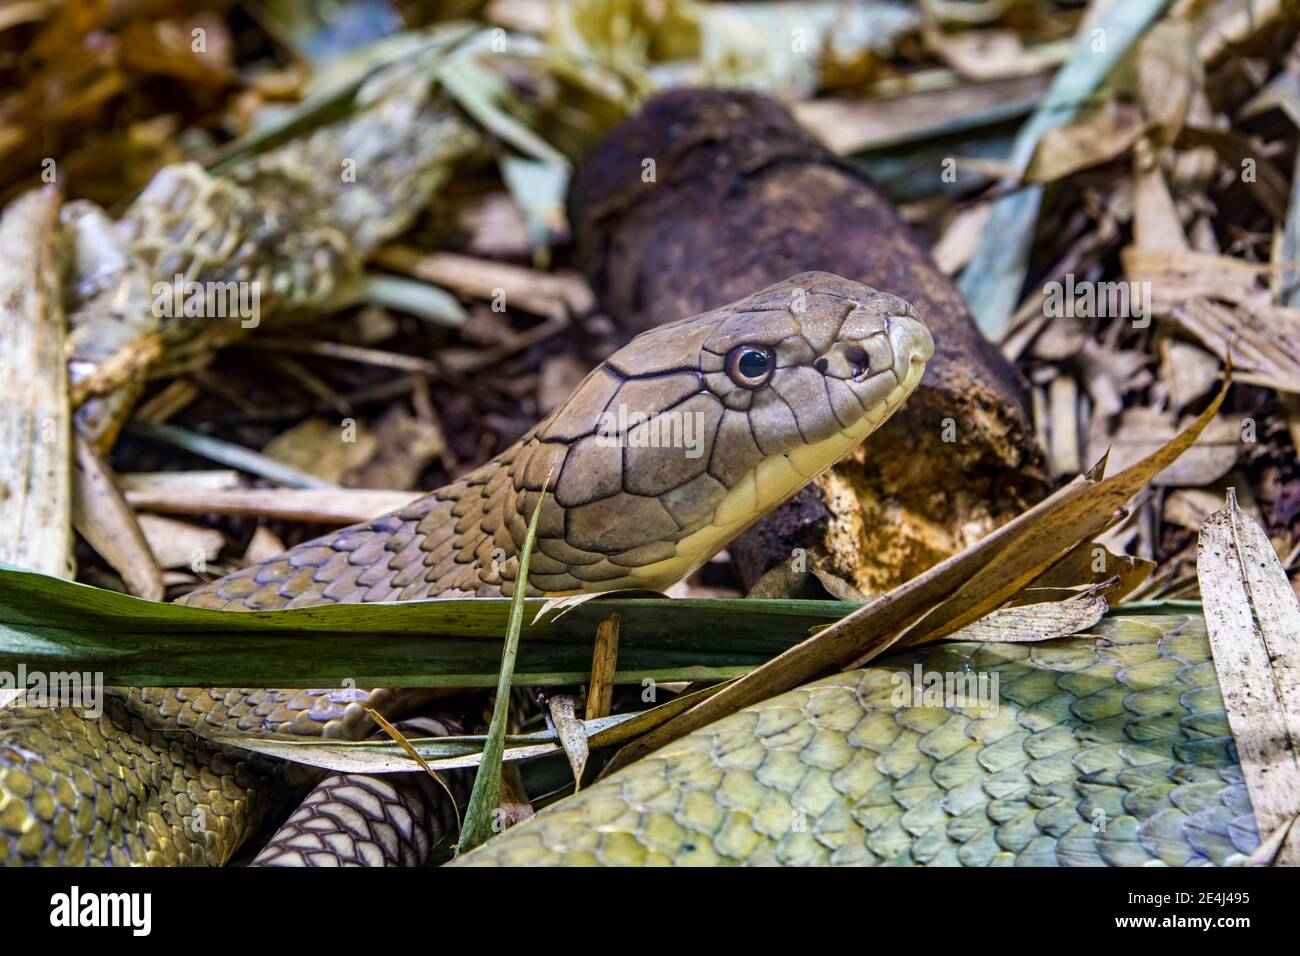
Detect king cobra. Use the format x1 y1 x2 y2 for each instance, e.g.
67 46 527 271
0 273 1257 866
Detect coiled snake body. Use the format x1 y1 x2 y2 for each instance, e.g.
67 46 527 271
0 273 1258 867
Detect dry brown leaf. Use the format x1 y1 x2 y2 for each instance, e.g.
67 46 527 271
547 694 589 792
1091 408 1239 486
242 526 286 566
791 72 1051 154
1030 314 1089 362
1161 336 1222 410
1121 247 1270 314
1178 126 1289 220
1134 19 1199 143
1198 0 1289 67
1245 816 1300 867
1197 490 1300 865
136 514 223 571
1077 340 1152 420
70 434 163 600
932 202 992 276
1047 375 1081 478
926 29 1045 81
374 247 594 320
1164 487 1232 530
1171 299 1300 394
346 405 445 491
1132 145 1190 252
1029 539 1154 601
936 581 1113 643
261 417 378 485
1025 100 1146 185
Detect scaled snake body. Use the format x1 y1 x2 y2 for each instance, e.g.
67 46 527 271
0 274 1258 866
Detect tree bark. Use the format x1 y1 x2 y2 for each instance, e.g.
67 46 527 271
568 90 1049 593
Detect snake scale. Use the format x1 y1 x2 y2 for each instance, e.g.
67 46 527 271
457 613 1259 866
0 272 1258 866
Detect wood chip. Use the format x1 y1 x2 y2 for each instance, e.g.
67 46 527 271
118 470 242 492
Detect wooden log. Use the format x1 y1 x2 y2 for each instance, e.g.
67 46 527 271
568 90 1049 593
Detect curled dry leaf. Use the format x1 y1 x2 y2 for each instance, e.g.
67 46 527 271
547 694 589 791
935 580 1115 644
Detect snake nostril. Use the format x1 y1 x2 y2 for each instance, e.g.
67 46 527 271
843 344 870 377
813 357 829 374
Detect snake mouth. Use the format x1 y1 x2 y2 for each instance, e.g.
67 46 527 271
886 312 935 378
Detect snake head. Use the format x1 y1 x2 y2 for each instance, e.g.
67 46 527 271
515 272 932 593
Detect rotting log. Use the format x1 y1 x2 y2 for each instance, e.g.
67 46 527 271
568 90 1049 593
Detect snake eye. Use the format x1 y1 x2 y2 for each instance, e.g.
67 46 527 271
725 345 776 389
